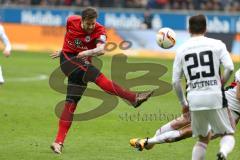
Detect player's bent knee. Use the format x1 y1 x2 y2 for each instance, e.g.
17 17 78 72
66 96 82 104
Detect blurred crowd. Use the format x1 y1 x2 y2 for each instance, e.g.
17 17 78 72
0 0 240 12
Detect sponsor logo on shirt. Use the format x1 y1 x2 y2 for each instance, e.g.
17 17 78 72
74 38 82 46
67 39 88 50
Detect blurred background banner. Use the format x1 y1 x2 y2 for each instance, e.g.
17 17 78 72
0 7 74 25
0 23 65 51
0 6 239 59
1 7 240 32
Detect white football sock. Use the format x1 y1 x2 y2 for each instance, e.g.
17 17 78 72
148 130 181 144
219 135 235 158
0 66 4 84
154 122 174 136
192 142 207 160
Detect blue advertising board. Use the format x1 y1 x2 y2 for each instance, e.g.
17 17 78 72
0 7 74 26
102 11 240 33
0 7 239 33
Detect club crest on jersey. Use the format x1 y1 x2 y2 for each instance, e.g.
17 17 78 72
100 35 106 42
74 39 82 47
85 36 91 42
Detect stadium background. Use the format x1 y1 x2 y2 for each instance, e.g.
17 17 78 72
0 0 240 160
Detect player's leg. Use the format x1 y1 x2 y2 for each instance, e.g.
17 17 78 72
53 78 87 141
148 124 192 144
0 65 4 84
130 115 192 151
145 111 191 149
94 73 135 102
191 110 211 160
217 134 235 160
155 114 190 136
192 134 210 160
51 53 87 154
209 108 235 160
51 75 87 154
147 115 191 146
61 52 153 108
94 72 153 108
129 125 192 151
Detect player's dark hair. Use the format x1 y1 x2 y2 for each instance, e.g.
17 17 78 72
189 14 206 34
81 7 98 20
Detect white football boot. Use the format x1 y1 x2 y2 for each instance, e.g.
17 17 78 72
50 142 63 154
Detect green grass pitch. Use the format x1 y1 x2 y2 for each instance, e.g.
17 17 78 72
0 51 239 160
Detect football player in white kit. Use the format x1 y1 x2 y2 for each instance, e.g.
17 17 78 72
0 24 11 84
130 14 235 160
130 69 240 158
172 14 236 160
172 14 235 160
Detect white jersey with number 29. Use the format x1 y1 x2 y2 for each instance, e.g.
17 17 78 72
172 36 234 111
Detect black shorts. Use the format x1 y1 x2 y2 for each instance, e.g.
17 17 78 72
60 51 101 103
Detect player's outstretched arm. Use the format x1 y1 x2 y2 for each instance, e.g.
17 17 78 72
220 42 234 85
50 51 61 59
77 43 105 58
222 68 234 85
0 25 11 57
172 80 189 109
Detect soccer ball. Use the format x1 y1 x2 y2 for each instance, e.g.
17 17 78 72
156 27 176 49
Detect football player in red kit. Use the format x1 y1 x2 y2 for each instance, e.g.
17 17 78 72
50 7 153 154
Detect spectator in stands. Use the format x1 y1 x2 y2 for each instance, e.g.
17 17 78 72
98 0 115 7
31 0 41 5
170 0 191 10
0 0 11 5
192 0 202 9
226 0 240 12
147 0 169 9
61 0 73 5
3 0 31 5
33 0 61 6
74 0 90 7
124 0 138 8
0 0 239 12
138 0 148 7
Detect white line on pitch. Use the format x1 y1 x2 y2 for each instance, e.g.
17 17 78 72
6 74 48 82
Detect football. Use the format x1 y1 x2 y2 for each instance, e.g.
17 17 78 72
156 27 176 49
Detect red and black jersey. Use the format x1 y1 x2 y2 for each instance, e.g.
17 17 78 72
62 15 106 54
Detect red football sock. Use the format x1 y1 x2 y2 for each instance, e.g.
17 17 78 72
95 73 136 102
55 101 77 144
